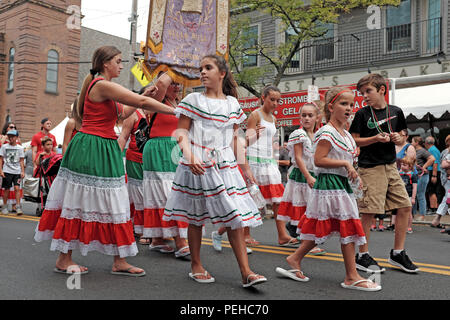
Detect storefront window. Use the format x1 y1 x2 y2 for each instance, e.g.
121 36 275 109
386 0 412 52
242 25 259 67
427 0 441 51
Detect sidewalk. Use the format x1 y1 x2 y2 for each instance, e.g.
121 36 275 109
413 213 450 226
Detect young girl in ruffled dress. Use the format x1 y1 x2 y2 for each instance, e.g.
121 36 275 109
277 102 325 256
275 87 381 291
246 86 298 247
163 55 267 288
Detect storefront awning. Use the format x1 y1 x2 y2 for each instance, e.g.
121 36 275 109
391 82 450 119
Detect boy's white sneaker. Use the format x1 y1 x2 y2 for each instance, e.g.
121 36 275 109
15 206 23 215
1 205 9 214
211 231 223 252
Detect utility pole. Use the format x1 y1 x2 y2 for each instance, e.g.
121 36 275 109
128 0 138 90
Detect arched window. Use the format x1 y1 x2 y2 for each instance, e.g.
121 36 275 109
46 49 59 93
7 47 15 91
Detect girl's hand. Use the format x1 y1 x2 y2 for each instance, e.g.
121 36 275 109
255 123 265 138
306 175 316 188
243 168 257 185
346 163 358 182
358 177 364 190
188 156 205 176
142 85 158 97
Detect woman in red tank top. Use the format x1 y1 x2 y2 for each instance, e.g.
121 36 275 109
118 85 155 245
35 46 175 277
141 73 190 258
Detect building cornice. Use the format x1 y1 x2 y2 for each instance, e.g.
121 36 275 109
0 0 72 15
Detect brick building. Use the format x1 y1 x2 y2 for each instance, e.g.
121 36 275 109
0 0 81 142
79 27 141 94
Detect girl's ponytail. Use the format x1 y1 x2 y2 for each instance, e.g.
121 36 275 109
77 46 122 119
77 72 95 119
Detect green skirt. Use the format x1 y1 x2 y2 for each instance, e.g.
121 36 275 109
63 132 124 178
143 137 181 173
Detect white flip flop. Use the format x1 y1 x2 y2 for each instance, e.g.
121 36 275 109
175 246 190 258
189 271 215 283
275 267 309 282
54 265 89 275
340 279 382 292
149 244 174 253
242 274 267 288
111 267 146 277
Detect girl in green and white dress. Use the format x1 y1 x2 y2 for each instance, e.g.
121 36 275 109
276 87 381 292
34 46 175 277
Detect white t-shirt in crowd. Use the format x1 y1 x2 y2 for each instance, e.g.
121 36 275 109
0 143 25 175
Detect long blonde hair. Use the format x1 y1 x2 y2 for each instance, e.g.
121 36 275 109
324 87 352 122
77 46 121 119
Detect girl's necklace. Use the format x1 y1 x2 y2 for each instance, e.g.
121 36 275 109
328 121 357 156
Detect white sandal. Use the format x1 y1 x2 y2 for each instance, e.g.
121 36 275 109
189 271 215 283
175 246 190 258
340 279 382 292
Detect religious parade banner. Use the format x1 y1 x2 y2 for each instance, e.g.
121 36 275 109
142 0 230 87
238 83 390 127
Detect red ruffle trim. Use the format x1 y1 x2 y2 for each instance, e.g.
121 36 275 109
143 208 189 230
259 184 285 200
278 202 306 223
132 207 144 228
37 209 61 233
37 209 136 247
298 214 366 240
0 188 23 199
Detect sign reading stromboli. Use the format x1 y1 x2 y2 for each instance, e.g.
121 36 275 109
239 83 389 127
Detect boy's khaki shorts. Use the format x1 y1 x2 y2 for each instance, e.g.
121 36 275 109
357 162 411 214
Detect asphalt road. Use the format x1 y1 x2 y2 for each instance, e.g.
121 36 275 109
0 201 449 304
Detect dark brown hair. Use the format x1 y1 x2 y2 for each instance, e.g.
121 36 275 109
201 54 238 98
41 136 53 146
357 73 387 96
412 136 425 148
260 85 281 104
77 46 122 119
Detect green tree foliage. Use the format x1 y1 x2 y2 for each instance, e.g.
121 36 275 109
229 0 401 97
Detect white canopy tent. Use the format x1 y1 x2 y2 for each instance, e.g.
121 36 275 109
22 116 123 149
390 82 450 119
389 73 450 119
21 117 69 149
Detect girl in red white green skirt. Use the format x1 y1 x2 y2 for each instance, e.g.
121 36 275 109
277 102 325 256
118 107 148 244
276 87 381 292
163 55 266 288
141 73 189 258
34 46 175 277
246 86 298 247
